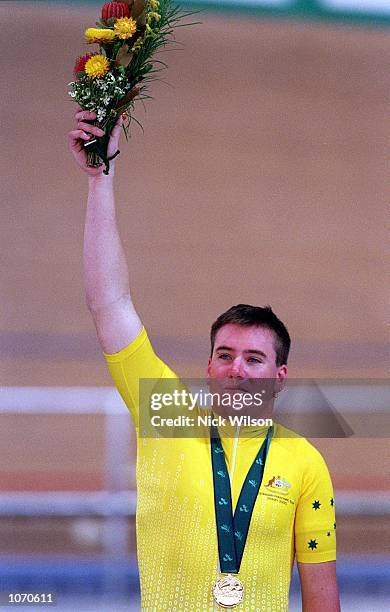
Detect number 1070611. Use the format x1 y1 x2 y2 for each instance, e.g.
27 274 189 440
1 593 56 605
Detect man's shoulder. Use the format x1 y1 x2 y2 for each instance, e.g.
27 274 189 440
105 326 178 376
273 423 328 467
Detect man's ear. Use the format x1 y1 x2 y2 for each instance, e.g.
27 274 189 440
206 357 212 378
275 365 288 392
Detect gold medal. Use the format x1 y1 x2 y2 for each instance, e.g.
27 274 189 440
212 573 244 608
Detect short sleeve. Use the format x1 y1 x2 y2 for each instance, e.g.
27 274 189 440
295 444 337 563
104 327 177 428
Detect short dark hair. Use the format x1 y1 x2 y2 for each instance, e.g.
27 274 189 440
210 304 291 366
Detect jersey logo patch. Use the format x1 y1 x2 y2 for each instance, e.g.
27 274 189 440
265 475 291 495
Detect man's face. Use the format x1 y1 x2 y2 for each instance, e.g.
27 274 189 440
207 323 288 394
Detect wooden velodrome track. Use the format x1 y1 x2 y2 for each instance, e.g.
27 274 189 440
0 3 388 555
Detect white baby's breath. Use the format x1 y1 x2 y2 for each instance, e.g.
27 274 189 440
68 72 129 117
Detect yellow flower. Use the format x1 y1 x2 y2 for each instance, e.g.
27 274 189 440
85 28 117 44
114 16 137 40
85 54 110 79
145 23 156 37
147 11 161 23
131 36 144 53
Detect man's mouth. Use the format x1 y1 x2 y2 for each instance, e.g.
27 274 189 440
221 384 250 393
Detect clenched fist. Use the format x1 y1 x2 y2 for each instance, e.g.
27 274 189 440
68 108 123 177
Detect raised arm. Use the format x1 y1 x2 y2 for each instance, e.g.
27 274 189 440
68 109 142 354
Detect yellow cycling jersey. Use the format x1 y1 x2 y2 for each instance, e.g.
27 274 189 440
105 327 336 611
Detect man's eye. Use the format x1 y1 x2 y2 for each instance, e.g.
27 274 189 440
248 357 262 364
218 353 231 360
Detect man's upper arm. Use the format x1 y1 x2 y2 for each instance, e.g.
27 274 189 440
295 443 337 564
104 326 171 427
298 561 340 611
295 444 339 610
90 294 143 354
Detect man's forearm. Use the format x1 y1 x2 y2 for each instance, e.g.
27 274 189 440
84 174 130 313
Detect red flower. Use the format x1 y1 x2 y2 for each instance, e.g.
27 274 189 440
102 2 131 21
74 52 98 77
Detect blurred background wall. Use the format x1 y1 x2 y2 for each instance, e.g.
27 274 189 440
0 1 389 609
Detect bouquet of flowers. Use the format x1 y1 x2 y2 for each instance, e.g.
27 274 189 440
69 0 187 174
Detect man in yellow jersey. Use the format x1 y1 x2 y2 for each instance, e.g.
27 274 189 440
69 112 340 611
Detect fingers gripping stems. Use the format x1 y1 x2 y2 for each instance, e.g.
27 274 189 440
80 112 121 175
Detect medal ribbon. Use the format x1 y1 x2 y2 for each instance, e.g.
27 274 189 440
211 425 273 574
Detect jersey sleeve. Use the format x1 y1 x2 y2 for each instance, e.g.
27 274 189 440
103 327 177 429
295 443 337 563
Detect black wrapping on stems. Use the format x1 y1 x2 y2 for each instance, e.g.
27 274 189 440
83 116 120 175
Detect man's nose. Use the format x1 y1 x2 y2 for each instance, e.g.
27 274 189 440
228 357 244 377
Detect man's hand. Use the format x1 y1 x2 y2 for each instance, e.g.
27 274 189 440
68 109 123 177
